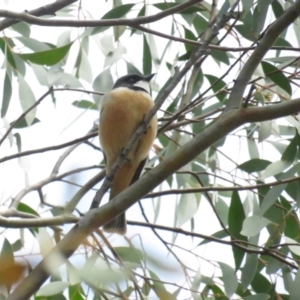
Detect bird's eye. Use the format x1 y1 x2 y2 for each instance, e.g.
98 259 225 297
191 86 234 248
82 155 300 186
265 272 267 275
129 78 134 83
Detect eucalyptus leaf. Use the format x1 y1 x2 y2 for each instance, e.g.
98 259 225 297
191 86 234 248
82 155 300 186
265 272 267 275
241 216 271 237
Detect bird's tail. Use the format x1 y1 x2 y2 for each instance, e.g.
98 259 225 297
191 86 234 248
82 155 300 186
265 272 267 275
103 212 126 235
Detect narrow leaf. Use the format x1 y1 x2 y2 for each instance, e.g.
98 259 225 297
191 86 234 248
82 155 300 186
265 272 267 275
281 134 298 162
244 295 270 300
241 216 271 237
143 35 152 75
36 281 70 296
19 43 73 66
72 100 98 110
261 61 291 95
228 191 247 270
1 72 12 118
238 159 271 173
205 74 227 101
260 184 287 215
241 254 258 290
18 73 36 125
289 268 300 300
219 262 238 297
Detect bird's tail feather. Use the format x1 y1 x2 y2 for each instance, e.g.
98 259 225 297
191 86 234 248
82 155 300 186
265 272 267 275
103 212 126 235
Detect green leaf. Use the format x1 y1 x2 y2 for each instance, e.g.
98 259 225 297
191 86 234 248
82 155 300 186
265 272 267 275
252 4 269 38
260 160 290 180
114 22 126 41
72 100 98 110
282 265 293 294
11 240 22 252
10 118 40 129
141 282 151 296
238 159 271 173
149 270 176 300
283 198 300 240
18 73 36 125
258 121 271 142
274 36 293 48
92 69 113 105
211 50 230 66
0 38 17 68
260 184 287 215
198 229 228 246
91 4 135 35
285 237 300 256
219 262 238 297
114 247 143 264
281 134 298 162
19 43 73 66
131 5 146 36
205 74 227 101
102 4 135 19
16 36 51 52
261 61 292 95
241 254 258 291
1 72 12 118
215 198 229 226
143 35 152 75
68 284 85 300
77 45 93 83
11 22 31 37
251 273 272 293
37 282 70 297
266 256 283 275
17 203 39 216
228 191 247 270
242 0 254 16
183 27 196 52
153 3 204 14
104 44 126 67
14 133 21 152
177 193 199 227
241 216 271 236
289 268 300 300
272 0 284 19
244 295 270 300
1 239 14 268
193 14 208 36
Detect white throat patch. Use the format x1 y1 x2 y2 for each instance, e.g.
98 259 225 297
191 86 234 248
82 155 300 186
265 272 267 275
133 80 151 93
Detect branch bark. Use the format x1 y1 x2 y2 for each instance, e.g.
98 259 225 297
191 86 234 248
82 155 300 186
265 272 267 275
0 0 202 27
0 0 78 31
7 95 300 300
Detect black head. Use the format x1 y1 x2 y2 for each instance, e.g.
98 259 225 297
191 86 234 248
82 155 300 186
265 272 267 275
113 73 155 94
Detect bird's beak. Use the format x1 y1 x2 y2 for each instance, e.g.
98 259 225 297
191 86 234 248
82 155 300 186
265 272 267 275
145 73 156 82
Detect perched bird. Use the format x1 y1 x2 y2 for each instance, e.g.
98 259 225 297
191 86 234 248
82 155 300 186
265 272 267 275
99 73 157 235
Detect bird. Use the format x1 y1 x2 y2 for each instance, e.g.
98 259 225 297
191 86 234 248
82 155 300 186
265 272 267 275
98 73 157 235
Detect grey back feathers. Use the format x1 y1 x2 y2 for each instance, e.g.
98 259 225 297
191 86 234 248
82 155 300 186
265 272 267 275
113 73 155 94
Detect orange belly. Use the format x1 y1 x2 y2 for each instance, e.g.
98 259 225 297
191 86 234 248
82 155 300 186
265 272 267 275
99 87 157 171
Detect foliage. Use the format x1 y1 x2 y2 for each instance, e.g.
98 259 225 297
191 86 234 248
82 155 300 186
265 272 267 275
1 0 300 299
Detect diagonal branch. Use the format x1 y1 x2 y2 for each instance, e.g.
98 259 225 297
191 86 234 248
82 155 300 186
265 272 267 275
0 0 202 28
225 1 300 110
0 87 53 146
8 94 300 300
0 0 78 31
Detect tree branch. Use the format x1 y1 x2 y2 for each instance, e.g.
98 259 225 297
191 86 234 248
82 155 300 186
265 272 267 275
0 0 202 28
225 1 300 110
8 94 300 300
0 131 97 164
0 0 78 31
0 87 53 146
0 214 79 228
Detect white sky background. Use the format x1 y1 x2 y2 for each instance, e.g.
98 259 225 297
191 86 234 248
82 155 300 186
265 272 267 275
0 0 298 298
